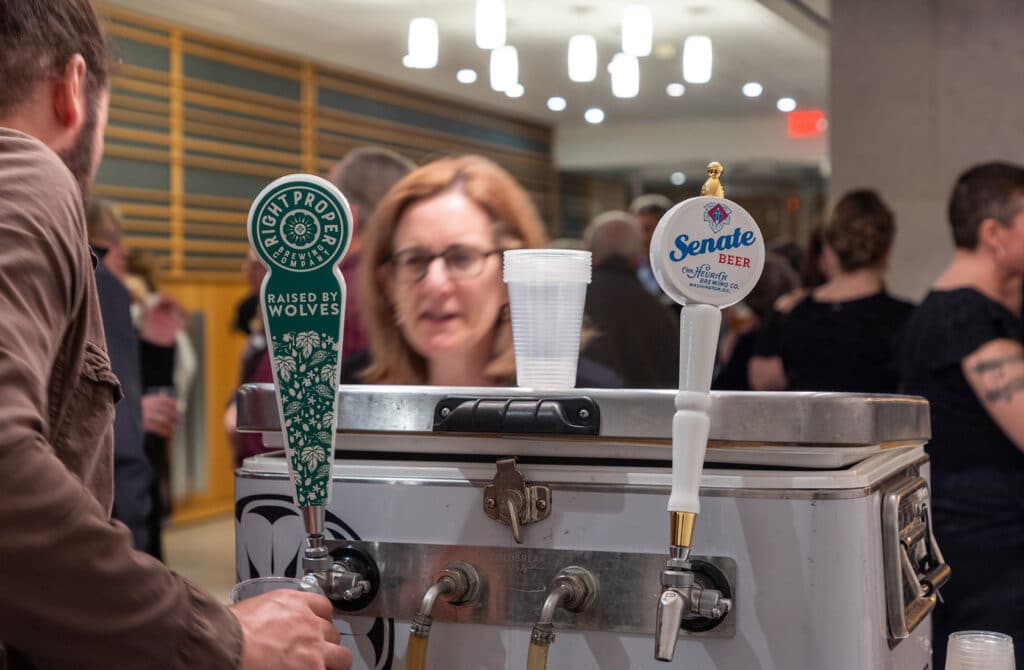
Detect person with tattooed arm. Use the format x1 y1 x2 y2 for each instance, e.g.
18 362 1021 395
898 162 1024 669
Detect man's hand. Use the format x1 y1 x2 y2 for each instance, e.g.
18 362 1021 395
232 590 352 670
141 394 179 438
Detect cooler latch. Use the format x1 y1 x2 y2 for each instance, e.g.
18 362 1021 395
483 457 552 544
881 474 951 646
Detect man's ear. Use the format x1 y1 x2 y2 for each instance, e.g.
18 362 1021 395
52 55 88 131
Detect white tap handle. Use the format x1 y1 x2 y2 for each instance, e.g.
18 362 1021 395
648 195 764 520
668 304 721 514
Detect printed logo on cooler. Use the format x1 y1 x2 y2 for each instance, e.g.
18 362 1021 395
649 196 765 307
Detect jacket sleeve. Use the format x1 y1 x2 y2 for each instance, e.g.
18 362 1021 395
0 162 243 669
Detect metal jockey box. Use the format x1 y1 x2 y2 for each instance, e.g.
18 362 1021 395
235 385 946 670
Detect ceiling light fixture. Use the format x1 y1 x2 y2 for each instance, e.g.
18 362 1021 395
490 45 518 92
475 0 506 49
403 18 438 69
682 35 712 84
742 82 763 97
609 52 639 98
506 83 524 98
547 96 567 112
666 82 685 97
671 171 686 186
456 69 477 84
776 96 796 112
622 5 652 58
568 34 598 82
584 107 605 124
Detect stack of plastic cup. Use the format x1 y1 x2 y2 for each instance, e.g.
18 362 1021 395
503 249 592 389
229 575 324 603
945 631 1015 670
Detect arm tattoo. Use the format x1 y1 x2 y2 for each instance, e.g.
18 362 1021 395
972 352 1024 403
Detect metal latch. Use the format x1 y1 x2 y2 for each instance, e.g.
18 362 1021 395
483 457 551 544
881 475 951 646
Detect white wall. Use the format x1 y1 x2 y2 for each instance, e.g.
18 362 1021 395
830 0 1024 300
555 116 828 173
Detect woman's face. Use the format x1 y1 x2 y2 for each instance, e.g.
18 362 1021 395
386 190 507 363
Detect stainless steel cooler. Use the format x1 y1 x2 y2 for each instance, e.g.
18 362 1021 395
235 385 946 669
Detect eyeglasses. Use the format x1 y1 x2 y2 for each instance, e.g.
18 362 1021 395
387 244 502 284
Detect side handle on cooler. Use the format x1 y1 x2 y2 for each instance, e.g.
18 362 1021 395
881 474 951 645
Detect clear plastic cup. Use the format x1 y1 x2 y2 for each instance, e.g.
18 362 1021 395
945 631 1015 670
503 249 592 389
229 576 324 603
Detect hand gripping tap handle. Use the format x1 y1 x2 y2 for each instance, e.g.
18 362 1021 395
246 174 354 538
648 168 765 552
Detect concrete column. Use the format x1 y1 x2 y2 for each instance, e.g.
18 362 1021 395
830 0 1024 299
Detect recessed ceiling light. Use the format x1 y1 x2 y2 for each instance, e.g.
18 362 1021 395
547 96 567 112
505 83 524 98
456 69 478 84
584 107 605 124
776 97 796 112
671 171 686 186
742 82 763 97
666 83 685 97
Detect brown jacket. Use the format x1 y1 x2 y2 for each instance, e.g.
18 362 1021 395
0 128 242 669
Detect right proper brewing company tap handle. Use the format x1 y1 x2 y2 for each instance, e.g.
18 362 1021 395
648 162 764 662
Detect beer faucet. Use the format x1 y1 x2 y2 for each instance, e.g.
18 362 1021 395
247 173 364 600
647 163 763 661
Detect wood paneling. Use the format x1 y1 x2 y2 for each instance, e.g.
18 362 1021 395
95 4 554 521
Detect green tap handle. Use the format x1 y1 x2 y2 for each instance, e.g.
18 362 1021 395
247 174 352 507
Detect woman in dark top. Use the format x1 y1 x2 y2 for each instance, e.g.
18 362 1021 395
898 162 1024 670
750 189 913 392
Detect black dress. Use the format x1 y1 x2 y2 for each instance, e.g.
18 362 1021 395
756 292 914 393
898 288 1024 669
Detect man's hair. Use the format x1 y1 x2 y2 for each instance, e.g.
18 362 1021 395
0 0 109 117
947 162 1024 249
629 193 673 216
326 146 415 227
584 210 642 265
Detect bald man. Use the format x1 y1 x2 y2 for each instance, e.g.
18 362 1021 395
581 211 680 387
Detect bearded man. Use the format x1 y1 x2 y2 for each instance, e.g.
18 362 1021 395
0 2 350 669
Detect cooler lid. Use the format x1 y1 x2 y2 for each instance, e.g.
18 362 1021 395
236 384 930 447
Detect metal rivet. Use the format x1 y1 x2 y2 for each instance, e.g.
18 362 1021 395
578 408 590 420
536 499 548 511
440 406 451 417
485 498 496 510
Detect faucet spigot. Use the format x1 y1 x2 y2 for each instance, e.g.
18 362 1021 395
300 542 379 608
655 589 686 661
654 559 732 662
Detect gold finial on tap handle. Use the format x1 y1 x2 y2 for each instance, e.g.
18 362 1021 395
700 161 725 197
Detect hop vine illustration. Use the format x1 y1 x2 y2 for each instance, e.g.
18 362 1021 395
270 330 340 505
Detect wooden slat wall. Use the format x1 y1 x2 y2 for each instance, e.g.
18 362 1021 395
94 4 555 521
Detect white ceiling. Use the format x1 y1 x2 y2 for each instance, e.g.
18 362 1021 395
108 0 831 180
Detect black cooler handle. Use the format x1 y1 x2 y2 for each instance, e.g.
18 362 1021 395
432 397 600 435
